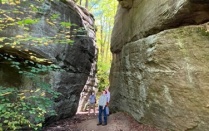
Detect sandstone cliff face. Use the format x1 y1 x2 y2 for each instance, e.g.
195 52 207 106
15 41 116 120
110 0 209 130
0 0 97 123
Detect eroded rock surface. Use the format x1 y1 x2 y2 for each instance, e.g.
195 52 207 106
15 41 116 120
0 0 97 124
111 0 209 53
110 0 209 130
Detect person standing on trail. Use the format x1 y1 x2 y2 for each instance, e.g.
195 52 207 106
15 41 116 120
88 92 96 115
97 90 108 126
106 87 110 116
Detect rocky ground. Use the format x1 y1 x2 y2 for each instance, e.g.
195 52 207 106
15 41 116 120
43 111 163 131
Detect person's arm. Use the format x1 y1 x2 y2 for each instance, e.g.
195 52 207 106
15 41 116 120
106 96 108 106
104 96 108 109
108 92 110 102
88 95 91 103
94 95 96 103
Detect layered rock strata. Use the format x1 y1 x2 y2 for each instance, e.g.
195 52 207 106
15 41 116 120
110 0 209 130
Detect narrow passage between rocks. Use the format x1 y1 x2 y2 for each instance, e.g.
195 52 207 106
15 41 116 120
43 111 162 131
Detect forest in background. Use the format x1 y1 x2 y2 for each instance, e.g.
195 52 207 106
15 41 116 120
76 0 118 90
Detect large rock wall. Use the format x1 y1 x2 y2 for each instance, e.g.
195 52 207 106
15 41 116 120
0 0 97 124
111 0 209 53
110 0 209 130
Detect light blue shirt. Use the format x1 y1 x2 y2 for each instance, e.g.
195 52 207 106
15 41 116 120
89 94 96 104
98 94 107 108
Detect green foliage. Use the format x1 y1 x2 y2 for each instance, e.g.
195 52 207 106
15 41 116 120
0 54 62 130
97 59 111 91
0 0 75 50
197 27 209 38
17 18 39 25
50 14 60 20
60 22 71 28
87 0 117 91
0 87 58 130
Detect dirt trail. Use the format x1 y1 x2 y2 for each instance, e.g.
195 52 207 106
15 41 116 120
77 112 162 131
44 111 162 131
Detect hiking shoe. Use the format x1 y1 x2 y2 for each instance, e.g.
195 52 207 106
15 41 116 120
97 123 102 126
102 123 107 126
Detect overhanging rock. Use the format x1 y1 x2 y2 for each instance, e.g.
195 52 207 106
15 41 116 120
0 0 97 124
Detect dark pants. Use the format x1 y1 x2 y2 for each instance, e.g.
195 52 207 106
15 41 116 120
98 105 107 124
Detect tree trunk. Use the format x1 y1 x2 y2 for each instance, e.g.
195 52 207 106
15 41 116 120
100 17 104 61
105 22 111 62
85 0 88 9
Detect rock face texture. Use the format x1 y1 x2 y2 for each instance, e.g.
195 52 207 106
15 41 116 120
110 0 209 130
0 0 97 124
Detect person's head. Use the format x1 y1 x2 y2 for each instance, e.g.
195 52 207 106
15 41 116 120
102 90 107 95
90 91 95 95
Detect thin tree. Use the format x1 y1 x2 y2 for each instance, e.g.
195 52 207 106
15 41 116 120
85 0 88 9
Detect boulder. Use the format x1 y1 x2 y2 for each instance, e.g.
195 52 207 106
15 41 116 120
110 0 209 130
0 0 97 124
